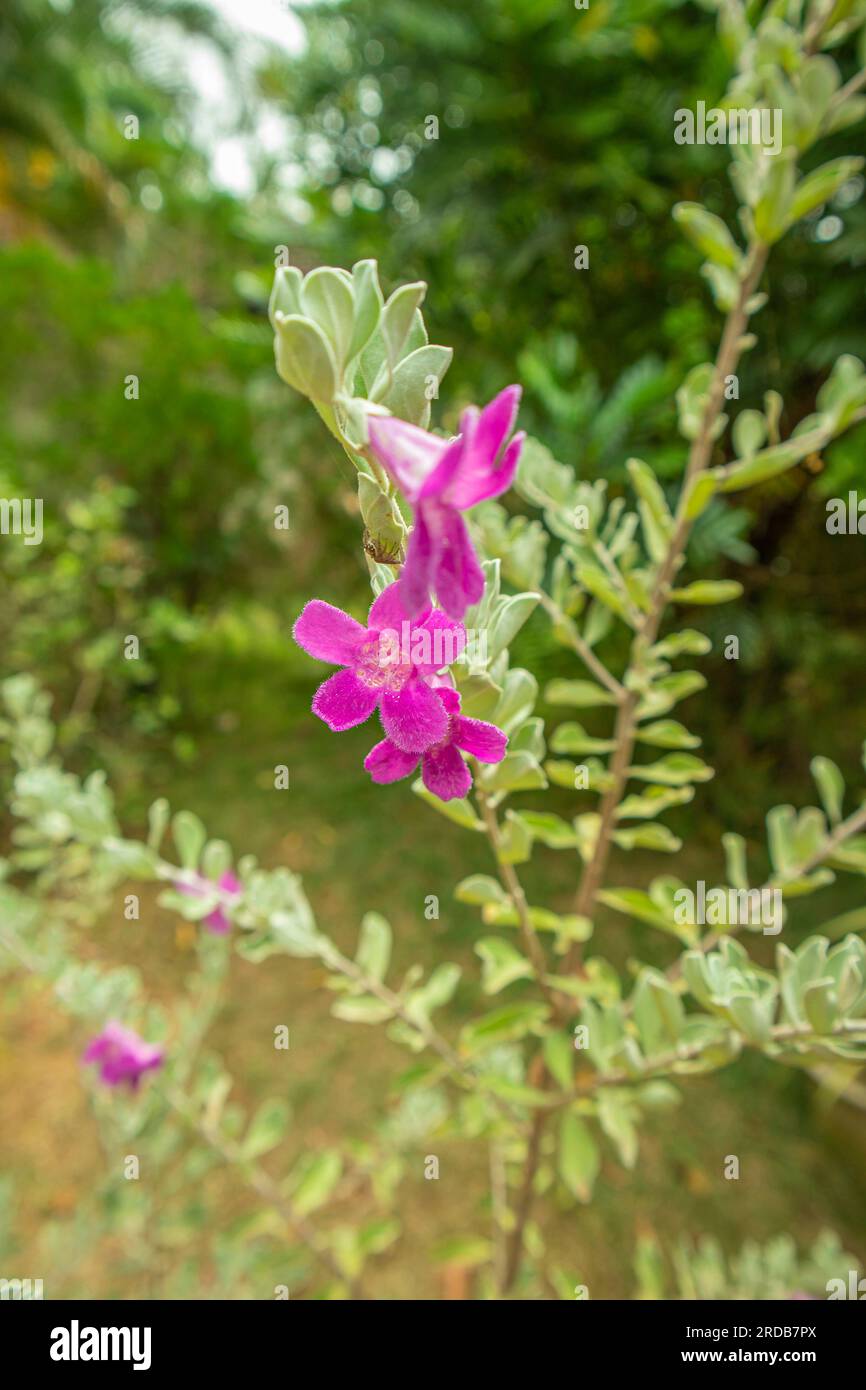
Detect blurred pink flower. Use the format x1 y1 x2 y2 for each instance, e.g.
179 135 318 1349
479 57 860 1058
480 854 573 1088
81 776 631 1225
177 869 242 934
82 1022 164 1091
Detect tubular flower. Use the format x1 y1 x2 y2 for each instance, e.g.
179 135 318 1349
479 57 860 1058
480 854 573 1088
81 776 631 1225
367 385 524 620
293 583 466 754
177 870 242 934
82 1022 164 1091
364 687 507 801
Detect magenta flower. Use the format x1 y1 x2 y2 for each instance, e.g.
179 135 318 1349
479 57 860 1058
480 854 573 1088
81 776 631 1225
177 870 242 934
364 687 507 801
367 385 525 620
293 584 466 754
82 1022 164 1091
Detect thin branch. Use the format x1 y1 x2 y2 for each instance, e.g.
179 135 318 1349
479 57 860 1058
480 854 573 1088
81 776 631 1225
562 243 770 974
534 590 625 699
164 1088 368 1299
475 785 562 1018
320 941 525 1126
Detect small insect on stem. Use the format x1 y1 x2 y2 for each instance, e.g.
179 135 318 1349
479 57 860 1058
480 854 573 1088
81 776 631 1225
362 528 405 565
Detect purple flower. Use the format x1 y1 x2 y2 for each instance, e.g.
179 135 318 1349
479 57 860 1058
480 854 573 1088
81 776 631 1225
177 870 242 934
82 1022 164 1091
364 687 507 801
367 385 525 620
293 584 466 754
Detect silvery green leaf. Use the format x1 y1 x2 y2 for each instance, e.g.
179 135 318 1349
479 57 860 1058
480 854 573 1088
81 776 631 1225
811 756 844 826
669 580 743 604
558 1112 600 1203
380 344 453 426
102 838 159 878
493 668 538 731
543 1032 574 1089
627 457 674 564
545 678 616 708
753 149 796 243
487 593 538 662
677 363 716 441
274 314 338 401
816 354 866 431
475 937 533 994
496 809 534 864
456 874 508 906
201 839 232 880
635 719 701 749
461 1002 550 1054
355 912 392 983
172 810 206 871
381 282 426 369
481 750 547 793
348 258 383 360
732 409 767 458
509 716 546 760
672 202 742 269
550 723 615 755
635 670 707 718
514 810 576 849
612 824 682 853
411 779 483 830
147 797 170 851
651 629 711 659
682 473 719 520
722 832 749 891
242 1099 291 1161
290 1151 343 1215
789 157 864 222
268 265 303 326
617 785 695 819
300 266 355 371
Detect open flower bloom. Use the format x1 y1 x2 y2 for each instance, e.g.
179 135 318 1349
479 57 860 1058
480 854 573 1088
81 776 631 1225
82 1022 164 1090
176 870 242 934
367 385 524 620
364 687 507 801
293 584 466 754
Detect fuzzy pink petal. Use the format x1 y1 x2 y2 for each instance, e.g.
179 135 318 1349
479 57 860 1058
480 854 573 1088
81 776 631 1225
380 675 449 753
477 386 521 459
368 581 411 632
445 386 522 508
450 431 525 508
418 412 476 500
413 609 467 675
422 742 473 801
293 600 366 665
364 738 420 784
312 668 379 731
367 415 449 502
435 686 461 716
399 505 436 619
433 509 485 620
453 715 508 763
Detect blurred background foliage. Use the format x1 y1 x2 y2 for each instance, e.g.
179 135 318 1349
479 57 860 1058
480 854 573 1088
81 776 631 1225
1 0 865 1297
